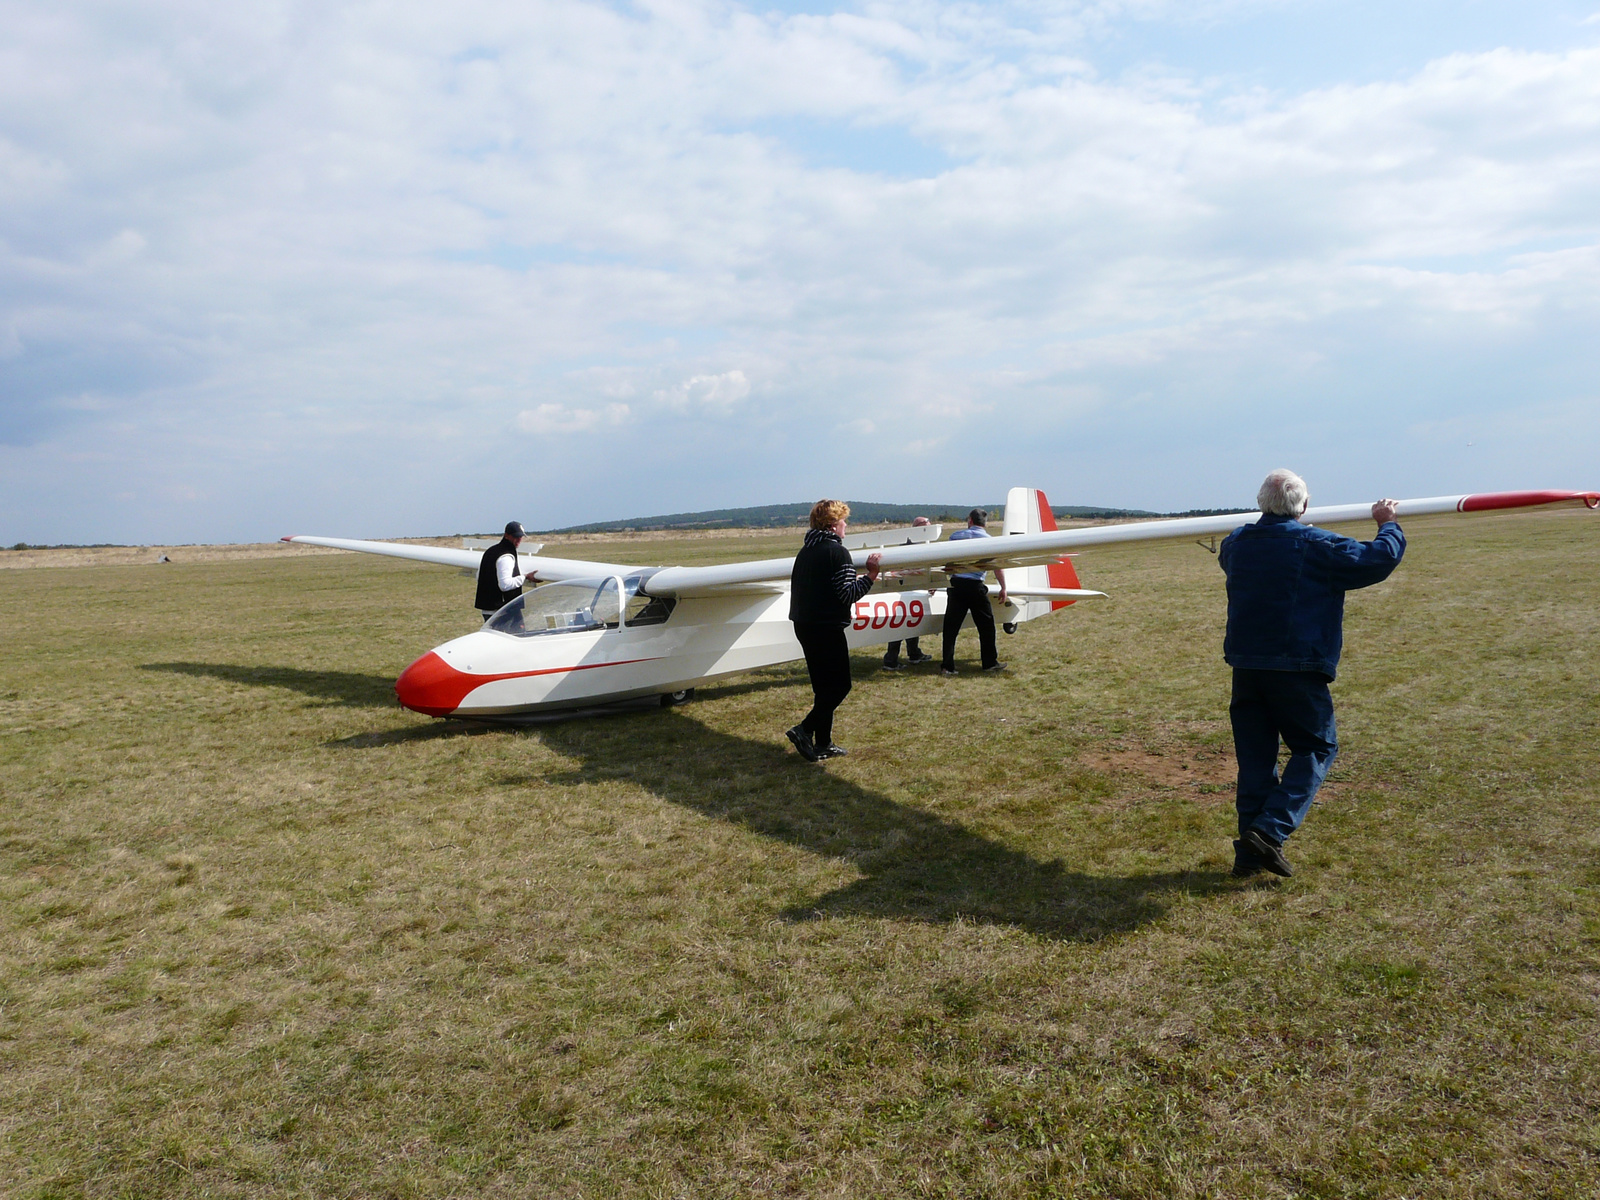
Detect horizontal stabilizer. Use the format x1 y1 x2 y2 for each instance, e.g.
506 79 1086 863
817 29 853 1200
842 524 943 550
989 585 1106 601
462 537 545 554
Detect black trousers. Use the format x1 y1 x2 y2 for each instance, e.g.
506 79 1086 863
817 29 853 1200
793 621 852 747
882 636 921 664
942 577 998 669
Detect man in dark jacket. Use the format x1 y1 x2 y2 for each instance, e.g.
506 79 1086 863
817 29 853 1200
1220 470 1403 877
476 521 529 622
787 499 882 761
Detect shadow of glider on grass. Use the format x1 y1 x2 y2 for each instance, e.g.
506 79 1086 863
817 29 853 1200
131 661 1235 938
283 486 1598 720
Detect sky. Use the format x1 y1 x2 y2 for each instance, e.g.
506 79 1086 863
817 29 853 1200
2 0 1598 543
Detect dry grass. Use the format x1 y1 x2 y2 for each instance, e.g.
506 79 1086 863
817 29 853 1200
2 510 1598 1198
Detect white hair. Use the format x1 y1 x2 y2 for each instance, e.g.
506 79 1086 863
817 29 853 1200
1257 469 1309 517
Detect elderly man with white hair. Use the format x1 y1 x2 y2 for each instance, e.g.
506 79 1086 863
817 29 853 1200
1218 470 1404 878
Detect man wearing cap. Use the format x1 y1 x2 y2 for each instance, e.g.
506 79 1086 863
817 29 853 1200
940 509 1008 675
475 522 530 622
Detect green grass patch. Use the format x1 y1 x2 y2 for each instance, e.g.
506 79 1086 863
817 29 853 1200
2 510 1598 1196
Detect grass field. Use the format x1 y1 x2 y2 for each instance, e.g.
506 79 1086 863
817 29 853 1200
3 509 1598 1198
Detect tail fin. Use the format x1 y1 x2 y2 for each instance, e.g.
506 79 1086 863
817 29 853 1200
1002 486 1084 617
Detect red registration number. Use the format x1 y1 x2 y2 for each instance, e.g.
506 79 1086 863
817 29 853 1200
853 597 925 631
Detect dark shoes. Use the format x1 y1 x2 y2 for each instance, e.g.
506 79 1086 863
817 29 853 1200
981 662 1007 672
1242 829 1294 877
1231 839 1265 878
786 725 821 763
787 726 848 762
940 666 958 676
880 659 904 670
906 652 935 665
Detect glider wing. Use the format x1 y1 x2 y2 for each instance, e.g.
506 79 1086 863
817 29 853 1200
639 489 1597 597
280 535 646 583
865 489 1600 575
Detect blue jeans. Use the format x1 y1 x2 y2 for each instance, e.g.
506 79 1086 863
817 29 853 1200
1229 668 1338 846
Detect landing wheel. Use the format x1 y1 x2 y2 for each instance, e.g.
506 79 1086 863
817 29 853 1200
1003 622 1018 635
660 688 695 707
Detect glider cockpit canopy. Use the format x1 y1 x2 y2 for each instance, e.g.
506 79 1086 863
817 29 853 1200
483 572 675 637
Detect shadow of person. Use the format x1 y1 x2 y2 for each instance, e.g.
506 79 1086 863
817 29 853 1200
532 710 1233 942
140 662 397 708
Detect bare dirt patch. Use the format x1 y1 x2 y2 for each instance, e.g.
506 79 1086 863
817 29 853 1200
1074 721 1236 805
1079 745 1234 790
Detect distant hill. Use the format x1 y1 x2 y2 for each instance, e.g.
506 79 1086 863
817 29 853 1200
541 501 1246 534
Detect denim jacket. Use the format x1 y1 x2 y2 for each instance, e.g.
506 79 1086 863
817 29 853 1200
1218 514 1405 679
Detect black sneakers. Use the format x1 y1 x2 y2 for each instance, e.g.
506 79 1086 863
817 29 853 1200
906 652 935 665
981 662 1007 672
880 659 904 670
786 725 821 762
819 744 848 758
1242 829 1293 877
940 666 958 676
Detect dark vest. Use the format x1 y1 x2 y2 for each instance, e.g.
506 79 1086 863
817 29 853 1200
475 539 523 612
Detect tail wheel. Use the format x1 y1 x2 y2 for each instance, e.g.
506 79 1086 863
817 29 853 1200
660 688 695 707
1003 622 1018 635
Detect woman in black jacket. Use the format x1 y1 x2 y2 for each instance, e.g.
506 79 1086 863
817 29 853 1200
786 499 882 761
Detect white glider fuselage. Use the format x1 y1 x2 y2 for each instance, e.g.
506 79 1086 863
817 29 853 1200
399 586 950 717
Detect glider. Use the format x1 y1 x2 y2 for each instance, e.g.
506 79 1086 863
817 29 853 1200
283 487 1597 720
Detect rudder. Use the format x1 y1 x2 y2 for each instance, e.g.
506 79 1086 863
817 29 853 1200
1002 487 1083 615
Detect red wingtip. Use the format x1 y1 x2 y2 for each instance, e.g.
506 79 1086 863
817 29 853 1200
280 536 296 542
1457 490 1600 513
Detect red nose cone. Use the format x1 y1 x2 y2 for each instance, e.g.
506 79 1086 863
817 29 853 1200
395 651 477 717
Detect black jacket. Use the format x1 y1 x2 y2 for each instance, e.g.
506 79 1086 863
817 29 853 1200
789 528 874 627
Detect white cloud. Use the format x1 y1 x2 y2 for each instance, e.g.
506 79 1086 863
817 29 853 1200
654 370 753 412
516 402 630 435
0 1 1596 541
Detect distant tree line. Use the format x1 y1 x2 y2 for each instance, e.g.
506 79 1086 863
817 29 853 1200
543 500 1246 534
8 542 126 551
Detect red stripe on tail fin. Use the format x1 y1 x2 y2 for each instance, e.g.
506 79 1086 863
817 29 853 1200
1035 490 1083 607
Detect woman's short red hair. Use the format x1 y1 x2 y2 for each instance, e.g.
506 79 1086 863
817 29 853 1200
809 499 850 530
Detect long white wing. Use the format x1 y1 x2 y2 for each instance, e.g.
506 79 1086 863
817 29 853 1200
280 535 648 582
640 489 1598 597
